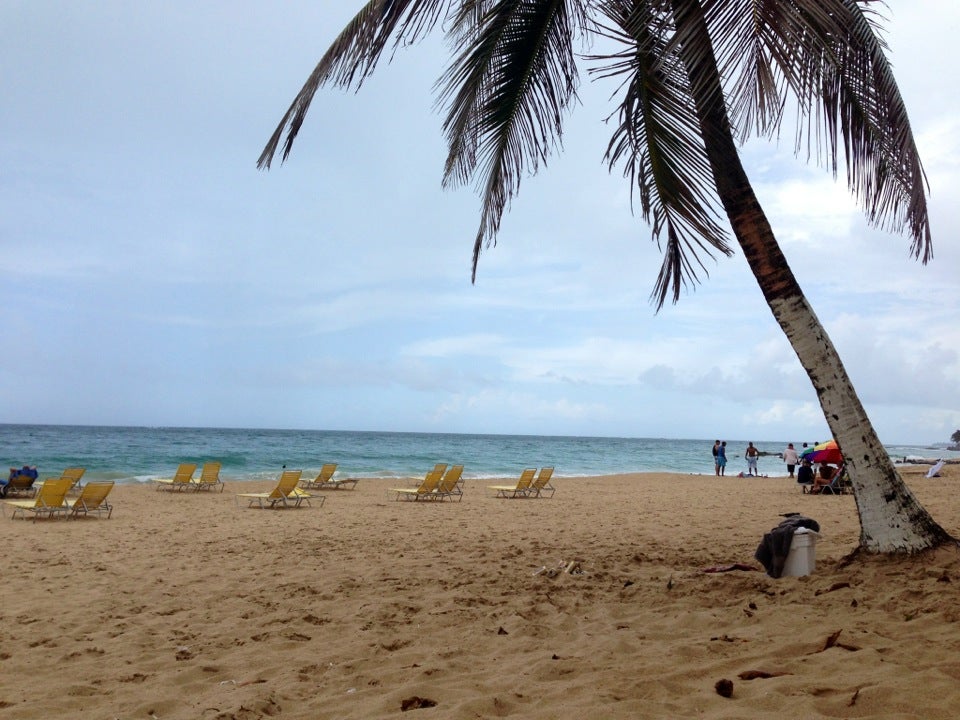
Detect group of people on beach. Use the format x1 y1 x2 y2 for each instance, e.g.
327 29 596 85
783 442 838 491
711 440 763 477
712 441 837 489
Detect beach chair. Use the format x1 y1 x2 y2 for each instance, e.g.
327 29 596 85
325 475 359 490
3 476 73 521
391 465 446 501
488 468 536 498
434 465 465 501
819 464 848 495
61 467 87 494
527 467 556 498
66 481 115 519
155 463 197 492
300 463 356 490
4 467 40 498
192 462 224 493
236 470 321 509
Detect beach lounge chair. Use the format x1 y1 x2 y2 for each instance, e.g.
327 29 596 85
4 466 40 498
66 481 115 519
434 465 465 501
155 463 197 492
300 463 357 490
488 468 536 498
61 467 87 494
326 475 359 490
3 476 73 521
236 470 321 509
192 462 224 492
818 464 848 495
527 467 556 498
391 465 446 501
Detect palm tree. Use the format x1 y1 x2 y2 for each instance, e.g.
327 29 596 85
258 1 953 552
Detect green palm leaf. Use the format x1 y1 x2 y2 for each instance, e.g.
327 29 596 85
593 1 733 308
710 0 931 259
436 0 588 279
258 0 449 169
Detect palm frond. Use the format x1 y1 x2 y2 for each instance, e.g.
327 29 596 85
709 0 791 141
817 1 931 260
709 0 931 260
434 0 588 280
592 1 732 309
258 0 449 169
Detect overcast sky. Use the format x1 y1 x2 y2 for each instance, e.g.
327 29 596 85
2 2 958 445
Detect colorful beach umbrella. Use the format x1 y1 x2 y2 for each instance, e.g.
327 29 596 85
809 439 843 465
799 445 816 460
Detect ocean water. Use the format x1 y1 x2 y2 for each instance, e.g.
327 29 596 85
1 424 956 485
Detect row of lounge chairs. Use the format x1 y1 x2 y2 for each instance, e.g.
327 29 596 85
388 465 557 502
155 462 225 493
488 467 555 498
299 463 359 490
391 464 465 502
154 462 361 495
3 462 557 518
4 467 86 498
2 470 114 521
236 469 324 509
233 465 360 508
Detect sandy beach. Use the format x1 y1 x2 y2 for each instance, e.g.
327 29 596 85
2 465 959 719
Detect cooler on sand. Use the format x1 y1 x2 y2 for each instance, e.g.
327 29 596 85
782 527 820 577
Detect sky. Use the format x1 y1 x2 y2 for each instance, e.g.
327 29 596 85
2 2 959 445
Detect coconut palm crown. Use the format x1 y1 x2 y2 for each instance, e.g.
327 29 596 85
259 0 953 553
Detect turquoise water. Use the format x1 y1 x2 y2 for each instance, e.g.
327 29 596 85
2 424 956 484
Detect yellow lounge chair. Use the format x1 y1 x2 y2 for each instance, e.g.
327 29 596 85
192 462 224 493
300 463 357 490
61 467 87 494
527 467 556 498
391 465 446 501
4 467 40 498
236 470 322 509
3 476 73 521
434 464 465 501
488 468 536 498
155 463 197 492
66 481 115 519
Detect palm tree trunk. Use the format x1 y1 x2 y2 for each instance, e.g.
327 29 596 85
669 0 952 552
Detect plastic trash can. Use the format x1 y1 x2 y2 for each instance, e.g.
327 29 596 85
782 527 820 577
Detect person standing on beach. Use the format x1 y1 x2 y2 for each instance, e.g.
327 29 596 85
783 443 799 478
712 440 721 475
717 442 728 476
745 442 760 476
